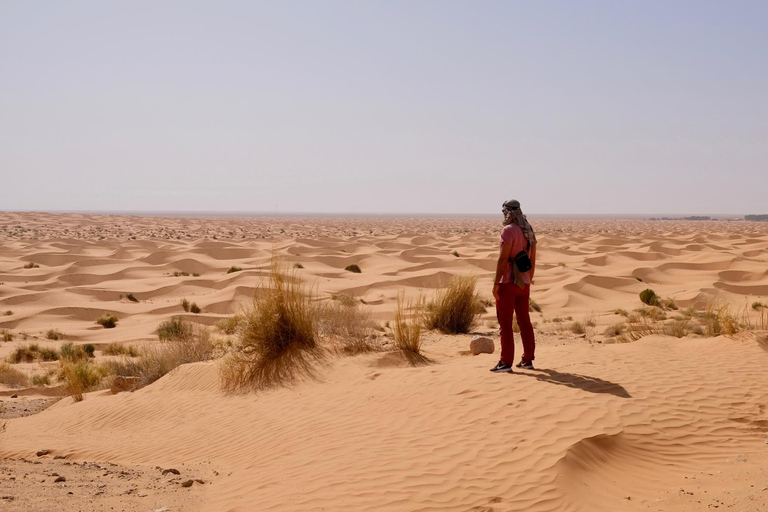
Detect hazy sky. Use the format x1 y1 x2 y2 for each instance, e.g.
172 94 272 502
1 1 766 215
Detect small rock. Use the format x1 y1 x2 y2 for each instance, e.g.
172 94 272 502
53 455 67 460
194 479 205 484
138 493 147 497
10 394 17 398
36 450 51 457
54 476 66 483
469 336 494 355
181 479 194 488
111 376 141 394
162 468 180 476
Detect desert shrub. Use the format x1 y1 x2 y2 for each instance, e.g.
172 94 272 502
220 264 321 391
8 344 58 363
226 266 243 274
23 262 39 269
604 323 625 337
293 263 304 269
83 343 95 358
126 293 139 302
104 343 139 357
32 374 51 386
60 342 88 361
528 298 542 313
557 262 566 267
704 303 740 336
0 363 28 387
103 326 213 390
344 264 362 273
618 315 664 342
393 292 426 364
316 299 376 355
570 322 586 335
663 299 678 310
39 347 59 361
189 302 201 314
425 275 481 334
451 250 460 257
665 318 692 338
96 312 118 329
60 360 108 402
157 317 194 341
753 301 766 310
216 315 243 335
637 307 666 321
614 308 629 317
639 289 660 307
1 329 12 342
3 310 12 316
181 298 190 312
332 293 358 308
173 271 190 277
46 329 63 340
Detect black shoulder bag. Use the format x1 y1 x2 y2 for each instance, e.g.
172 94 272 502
508 241 532 273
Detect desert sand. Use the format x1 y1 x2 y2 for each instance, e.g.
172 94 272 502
1 211 767 511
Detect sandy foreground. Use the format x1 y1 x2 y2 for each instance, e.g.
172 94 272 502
1 211 767 511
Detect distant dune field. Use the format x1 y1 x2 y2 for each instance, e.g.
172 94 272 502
1 211 767 511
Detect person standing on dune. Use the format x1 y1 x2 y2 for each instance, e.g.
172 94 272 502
490 200 537 373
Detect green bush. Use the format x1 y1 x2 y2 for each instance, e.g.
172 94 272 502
84 343 96 358
189 302 201 314
344 264 362 273
639 289 660 307
227 266 243 274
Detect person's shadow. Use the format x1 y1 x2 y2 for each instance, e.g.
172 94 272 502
515 367 631 398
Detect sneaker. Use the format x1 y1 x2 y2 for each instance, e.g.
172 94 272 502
490 360 513 373
515 359 534 370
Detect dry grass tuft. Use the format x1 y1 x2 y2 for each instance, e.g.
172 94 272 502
46 329 63 340
1 329 13 342
220 263 322 392
60 360 108 402
104 343 139 357
181 298 190 312
216 315 244 335
96 312 118 329
425 275 481 334
317 298 378 355
8 344 59 363
158 317 194 341
103 325 212 390
23 262 39 269
393 292 428 365
0 363 29 388
226 266 243 274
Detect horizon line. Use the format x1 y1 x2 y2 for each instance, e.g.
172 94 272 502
1 209 760 219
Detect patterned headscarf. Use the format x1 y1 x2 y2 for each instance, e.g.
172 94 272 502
502 199 537 248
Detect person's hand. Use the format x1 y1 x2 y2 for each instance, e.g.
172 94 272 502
492 284 500 301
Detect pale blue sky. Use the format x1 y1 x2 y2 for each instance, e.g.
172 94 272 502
1 1 766 214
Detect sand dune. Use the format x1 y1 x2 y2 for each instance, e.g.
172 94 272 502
1 212 768 511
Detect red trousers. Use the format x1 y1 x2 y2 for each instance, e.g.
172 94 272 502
496 283 535 365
